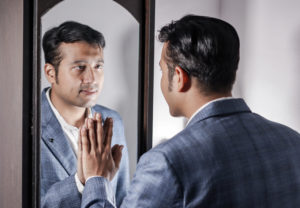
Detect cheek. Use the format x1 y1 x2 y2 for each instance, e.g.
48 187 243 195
160 75 168 98
96 73 104 89
160 76 165 94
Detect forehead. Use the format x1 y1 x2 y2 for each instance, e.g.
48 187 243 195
59 41 103 61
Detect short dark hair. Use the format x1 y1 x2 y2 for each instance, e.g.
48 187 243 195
158 15 240 94
42 21 105 77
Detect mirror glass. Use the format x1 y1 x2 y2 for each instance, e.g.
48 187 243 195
153 0 300 146
40 0 139 206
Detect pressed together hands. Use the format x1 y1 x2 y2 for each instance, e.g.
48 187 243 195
77 113 124 184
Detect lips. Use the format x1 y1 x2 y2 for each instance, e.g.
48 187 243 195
80 89 98 95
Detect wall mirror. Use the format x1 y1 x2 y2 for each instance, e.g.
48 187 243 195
32 0 155 207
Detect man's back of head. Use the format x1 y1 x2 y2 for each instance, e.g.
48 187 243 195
158 15 240 95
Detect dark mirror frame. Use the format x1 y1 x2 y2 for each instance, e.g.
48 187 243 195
22 0 155 207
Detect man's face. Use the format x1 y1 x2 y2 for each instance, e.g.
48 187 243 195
50 41 104 108
159 43 177 116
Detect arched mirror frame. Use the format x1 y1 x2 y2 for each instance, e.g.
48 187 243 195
22 0 155 207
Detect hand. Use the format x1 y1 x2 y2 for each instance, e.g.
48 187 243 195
80 113 123 181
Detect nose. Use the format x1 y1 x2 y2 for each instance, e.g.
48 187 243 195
82 66 95 84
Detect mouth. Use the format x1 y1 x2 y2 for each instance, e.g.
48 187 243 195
80 89 98 96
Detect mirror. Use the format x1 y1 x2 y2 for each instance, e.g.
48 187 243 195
38 0 153 207
40 0 139 175
153 0 300 146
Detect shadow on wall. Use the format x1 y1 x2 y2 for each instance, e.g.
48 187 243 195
117 23 139 122
291 27 300 132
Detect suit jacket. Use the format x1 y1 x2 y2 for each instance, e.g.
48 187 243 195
40 87 130 208
81 98 300 208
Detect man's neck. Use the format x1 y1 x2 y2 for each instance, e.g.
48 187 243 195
184 91 232 119
50 91 87 128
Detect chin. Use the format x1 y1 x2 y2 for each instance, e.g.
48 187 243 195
169 108 181 117
85 101 96 108
77 100 96 108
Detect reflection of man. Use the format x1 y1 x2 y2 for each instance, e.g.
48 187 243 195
40 21 129 207
78 15 300 207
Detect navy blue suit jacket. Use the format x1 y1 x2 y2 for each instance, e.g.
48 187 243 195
81 98 300 208
40 88 130 207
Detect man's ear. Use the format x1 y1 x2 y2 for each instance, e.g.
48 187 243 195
174 66 191 92
44 63 56 84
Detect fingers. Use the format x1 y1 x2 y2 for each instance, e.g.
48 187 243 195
77 127 83 157
112 145 123 169
81 123 90 154
96 113 104 151
87 118 97 152
105 118 113 151
83 114 113 155
103 118 109 145
77 126 85 184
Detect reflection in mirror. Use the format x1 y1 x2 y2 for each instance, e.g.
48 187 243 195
40 0 139 207
153 0 300 146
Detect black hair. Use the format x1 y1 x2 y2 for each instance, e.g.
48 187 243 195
158 15 240 94
42 21 105 77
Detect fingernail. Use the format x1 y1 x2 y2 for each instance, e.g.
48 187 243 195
120 145 124 151
97 113 101 120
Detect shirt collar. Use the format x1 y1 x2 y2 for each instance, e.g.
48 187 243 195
186 96 235 127
46 88 93 130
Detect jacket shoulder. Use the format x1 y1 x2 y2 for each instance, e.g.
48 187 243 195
92 105 122 122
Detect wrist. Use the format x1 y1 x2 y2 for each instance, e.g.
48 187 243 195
77 172 85 185
74 173 85 193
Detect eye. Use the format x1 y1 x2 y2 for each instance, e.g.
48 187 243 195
95 64 104 71
73 65 86 71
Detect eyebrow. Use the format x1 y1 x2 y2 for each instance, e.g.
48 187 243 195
71 59 104 65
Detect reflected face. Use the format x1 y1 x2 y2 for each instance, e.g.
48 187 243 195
51 41 104 108
159 43 176 116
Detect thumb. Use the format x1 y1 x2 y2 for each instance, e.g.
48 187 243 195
112 145 123 169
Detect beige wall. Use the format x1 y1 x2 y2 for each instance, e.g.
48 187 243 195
0 0 23 207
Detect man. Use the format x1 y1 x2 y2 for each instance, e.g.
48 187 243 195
40 21 129 207
79 15 300 207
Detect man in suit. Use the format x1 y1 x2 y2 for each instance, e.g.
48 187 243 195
40 21 130 207
78 15 300 207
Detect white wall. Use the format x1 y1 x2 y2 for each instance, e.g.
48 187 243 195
226 0 300 133
153 0 300 146
41 0 139 178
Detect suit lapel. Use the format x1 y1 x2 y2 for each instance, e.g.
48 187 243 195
187 98 251 127
41 88 77 175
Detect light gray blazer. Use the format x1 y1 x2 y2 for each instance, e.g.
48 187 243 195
40 87 130 208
